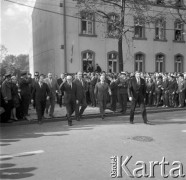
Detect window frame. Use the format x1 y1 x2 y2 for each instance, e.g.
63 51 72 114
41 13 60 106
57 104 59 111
79 11 97 37
107 51 118 73
174 20 185 42
133 17 147 40
107 13 120 38
155 53 166 72
134 52 145 72
174 54 184 72
81 50 95 72
154 18 167 41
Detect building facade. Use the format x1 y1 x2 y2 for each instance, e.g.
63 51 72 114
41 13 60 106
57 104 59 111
32 0 186 75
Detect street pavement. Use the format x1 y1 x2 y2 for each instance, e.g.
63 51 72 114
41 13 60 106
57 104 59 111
1 103 186 126
0 110 186 180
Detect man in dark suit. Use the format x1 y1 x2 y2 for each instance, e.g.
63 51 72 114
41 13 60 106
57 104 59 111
115 72 129 114
57 73 65 107
32 74 50 124
31 72 39 109
128 71 150 124
60 75 77 126
178 74 186 107
94 75 111 119
19 71 32 120
45 72 60 118
73 72 88 121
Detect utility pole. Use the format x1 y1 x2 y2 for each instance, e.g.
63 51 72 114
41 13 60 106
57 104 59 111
118 0 125 72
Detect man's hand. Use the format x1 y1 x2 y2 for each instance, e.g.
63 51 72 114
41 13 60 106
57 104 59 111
46 96 50 100
129 97 132 101
31 99 34 104
76 100 79 104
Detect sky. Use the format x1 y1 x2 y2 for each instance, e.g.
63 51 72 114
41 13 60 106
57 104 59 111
1 0 36 56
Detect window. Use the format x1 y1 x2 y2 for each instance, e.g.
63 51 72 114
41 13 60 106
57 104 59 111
135 53 145 72
155 19 166 40
108 52 118 73
174 20 184 41
155 54 165 72
134 18 145 38
82 50 95 72
81 12 94 35
175 55 184 72
107 13 119 37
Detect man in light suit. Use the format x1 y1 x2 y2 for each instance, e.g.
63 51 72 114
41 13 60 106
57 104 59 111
94 75 111 119
73 72 88 121
128 71 150 124
45 72 60 118
60 76 77 126
32 74 50 124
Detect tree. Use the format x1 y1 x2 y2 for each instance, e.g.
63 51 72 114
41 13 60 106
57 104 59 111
0 54 29 76
0 45 8 62
76 0 185 72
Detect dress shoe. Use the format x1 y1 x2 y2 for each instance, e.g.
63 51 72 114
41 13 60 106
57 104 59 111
144 121 152 125
130 121 134 124
68 121 72 126
76 116 80 121
101 115 104 120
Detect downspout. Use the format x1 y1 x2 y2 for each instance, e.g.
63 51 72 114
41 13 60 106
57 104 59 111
63 0 67 73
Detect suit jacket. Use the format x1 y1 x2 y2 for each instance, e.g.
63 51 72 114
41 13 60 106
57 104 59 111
168 79 178 93
128 77 146 100
73 78 88 101
146 82 155 93
2 80 12 101
19 77 32 96
178 80 186 92
110 81 118 96
45 78 60 97
115 78 128 94
155 80 163 93
60 82 77 104
94 82 110 101
32 82 50 102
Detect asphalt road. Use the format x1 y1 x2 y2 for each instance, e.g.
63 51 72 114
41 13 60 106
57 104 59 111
0 111 186 180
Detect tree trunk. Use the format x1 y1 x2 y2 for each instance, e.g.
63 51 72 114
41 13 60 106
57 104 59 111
118 36 123 72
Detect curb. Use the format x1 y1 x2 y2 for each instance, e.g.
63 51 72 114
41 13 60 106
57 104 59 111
1 107 185 127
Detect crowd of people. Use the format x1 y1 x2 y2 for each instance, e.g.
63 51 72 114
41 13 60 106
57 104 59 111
0 70 186 125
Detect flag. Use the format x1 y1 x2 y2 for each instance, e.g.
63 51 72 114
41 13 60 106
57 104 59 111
70 41 74 63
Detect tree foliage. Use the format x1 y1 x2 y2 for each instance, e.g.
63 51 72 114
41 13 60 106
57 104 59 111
0 53 29 76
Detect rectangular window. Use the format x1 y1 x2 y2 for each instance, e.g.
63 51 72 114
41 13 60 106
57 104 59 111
155 19 165 40
81 12 94 35
134 18 145 38
175 21 184 41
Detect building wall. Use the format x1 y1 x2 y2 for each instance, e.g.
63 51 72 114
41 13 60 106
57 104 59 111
32 0 186 75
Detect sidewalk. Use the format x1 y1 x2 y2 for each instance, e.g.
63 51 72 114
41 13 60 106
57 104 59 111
1 103 185 126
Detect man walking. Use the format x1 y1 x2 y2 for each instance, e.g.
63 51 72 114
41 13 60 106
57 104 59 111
94 75 111 119
73 72 88 121
45 72 60 118
128 71 150 124
60 76 77 126
32 74 50 124
19 72 32 120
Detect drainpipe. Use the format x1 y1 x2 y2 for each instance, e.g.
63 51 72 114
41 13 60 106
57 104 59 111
63 0 67 73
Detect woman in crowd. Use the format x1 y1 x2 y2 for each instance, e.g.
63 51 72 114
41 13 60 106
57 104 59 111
11 76 20 121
